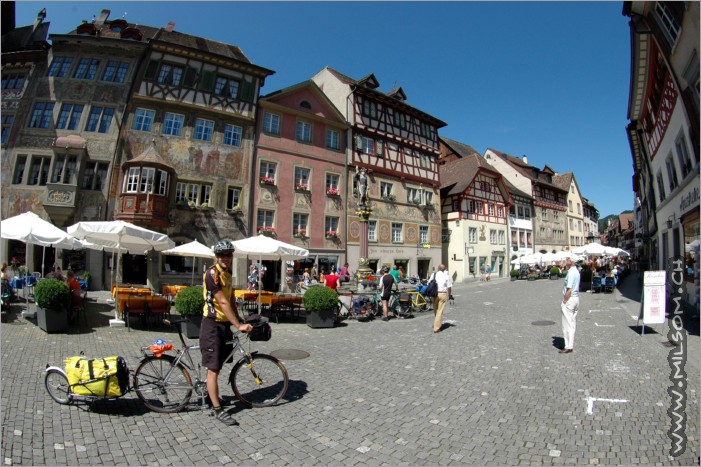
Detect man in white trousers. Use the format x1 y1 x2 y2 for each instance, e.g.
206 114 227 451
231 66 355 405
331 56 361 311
560 257 580 354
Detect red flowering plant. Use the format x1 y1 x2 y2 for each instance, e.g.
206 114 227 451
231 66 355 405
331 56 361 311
259 176 275 185
326 187 340 196
325 230 338 239
295 182 309 191
257 226 277 238
294 229 307 238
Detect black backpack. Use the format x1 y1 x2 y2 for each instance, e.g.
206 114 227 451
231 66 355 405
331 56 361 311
424 273 438 298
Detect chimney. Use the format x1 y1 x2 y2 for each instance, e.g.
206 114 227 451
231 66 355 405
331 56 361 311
522 155 528 164
95 9 110 27
165 21 175 32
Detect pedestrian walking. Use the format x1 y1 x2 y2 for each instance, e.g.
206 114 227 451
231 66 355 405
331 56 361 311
432 264 453 333
559 257 580 354
201 240 253 425
379 266 395 322
486 264 492 282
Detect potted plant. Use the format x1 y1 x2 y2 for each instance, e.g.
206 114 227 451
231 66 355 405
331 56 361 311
174 285 204 338
325 230 338 239
303 285 338 328
81 271 91 290
35 278 70 333
549 267 561 280
510 269 519 281
326 187 340 197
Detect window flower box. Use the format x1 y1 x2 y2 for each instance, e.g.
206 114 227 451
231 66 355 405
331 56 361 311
326 187 340 197
295 183 310 191
382 194 396 202
294 230 307 239
227 207 243 216
325 231 338 239
259 176 276 185
257 226 277 238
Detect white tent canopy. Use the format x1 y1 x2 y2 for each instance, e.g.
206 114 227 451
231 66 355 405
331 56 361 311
67 221 174 326
571 243 608 256
1 211 84 278
232 234 309 313
161 240 215 285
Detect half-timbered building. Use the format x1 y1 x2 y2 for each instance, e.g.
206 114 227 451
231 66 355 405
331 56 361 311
439 150 511 281
255 81 349 290
115 23 274 287
483 150 568 254
312 67 446 278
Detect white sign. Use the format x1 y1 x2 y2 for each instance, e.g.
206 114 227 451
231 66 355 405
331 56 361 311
642 271 666 324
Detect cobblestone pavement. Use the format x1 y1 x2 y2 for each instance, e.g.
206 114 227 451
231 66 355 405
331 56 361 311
1 273 698 466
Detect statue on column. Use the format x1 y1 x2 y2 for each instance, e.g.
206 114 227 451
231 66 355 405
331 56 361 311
354 166 369 207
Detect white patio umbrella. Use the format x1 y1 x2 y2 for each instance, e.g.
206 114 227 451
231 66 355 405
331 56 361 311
67 221 174 326
1 212 85 306
572 243 608 256
232 234 309 313
603 246 630 257
161 240 215 285
554 250 584 262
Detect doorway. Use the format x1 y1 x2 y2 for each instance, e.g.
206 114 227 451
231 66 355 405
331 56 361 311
122 253 147 285
417 259 431 280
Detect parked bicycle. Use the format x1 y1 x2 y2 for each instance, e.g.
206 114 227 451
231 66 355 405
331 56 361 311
132 317 288 413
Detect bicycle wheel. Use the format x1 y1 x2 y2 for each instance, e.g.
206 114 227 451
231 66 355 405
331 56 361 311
45 369 72 405
133 355 193 413
230 354 288 407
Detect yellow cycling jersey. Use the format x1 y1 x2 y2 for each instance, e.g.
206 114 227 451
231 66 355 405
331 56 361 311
202 263 235 322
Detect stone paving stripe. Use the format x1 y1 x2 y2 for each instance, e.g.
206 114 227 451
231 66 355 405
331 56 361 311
585 397 630 415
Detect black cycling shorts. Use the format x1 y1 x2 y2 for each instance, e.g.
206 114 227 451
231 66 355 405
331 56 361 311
200 317 233 371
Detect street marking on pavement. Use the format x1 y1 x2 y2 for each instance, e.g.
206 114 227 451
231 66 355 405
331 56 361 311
356 446 371 453
594 323 614 327
588 309 601 313
483 302 493 306
585 397 629 415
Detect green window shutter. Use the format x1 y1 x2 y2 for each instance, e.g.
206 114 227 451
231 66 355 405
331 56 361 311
144 59 159 80
183 66 197 88
198 70 215 92
240 79 256 102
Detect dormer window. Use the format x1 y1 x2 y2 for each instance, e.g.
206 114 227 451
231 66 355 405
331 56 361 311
109 19 128 32
300 100 312 110
76 22 97 36
120 27 142 41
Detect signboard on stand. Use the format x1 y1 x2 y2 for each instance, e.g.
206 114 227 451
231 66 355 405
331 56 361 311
640 271 666 326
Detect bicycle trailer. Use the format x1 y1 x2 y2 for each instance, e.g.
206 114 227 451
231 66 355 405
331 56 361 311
65 355 129 397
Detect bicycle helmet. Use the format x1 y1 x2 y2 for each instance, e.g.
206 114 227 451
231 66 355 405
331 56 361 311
212 240 236 256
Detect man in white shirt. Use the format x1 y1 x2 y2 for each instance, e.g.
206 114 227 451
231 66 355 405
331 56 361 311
432 264 453 333
560 257 580 353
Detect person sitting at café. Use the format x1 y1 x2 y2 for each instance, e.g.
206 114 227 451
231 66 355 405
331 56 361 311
65 270 81 294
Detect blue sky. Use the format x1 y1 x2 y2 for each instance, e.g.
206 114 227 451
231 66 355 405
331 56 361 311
15 1 634 218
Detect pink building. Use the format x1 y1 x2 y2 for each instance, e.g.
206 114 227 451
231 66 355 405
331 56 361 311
255 81 349 290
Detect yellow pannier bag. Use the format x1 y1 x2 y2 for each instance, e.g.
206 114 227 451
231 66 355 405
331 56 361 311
65 355 128 397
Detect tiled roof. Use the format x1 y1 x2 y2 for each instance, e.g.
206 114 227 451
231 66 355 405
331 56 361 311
551 172 572 191
155 29 250 63
440 137 479 159
127 141 173 170
618 212 634 229
439 153 493 196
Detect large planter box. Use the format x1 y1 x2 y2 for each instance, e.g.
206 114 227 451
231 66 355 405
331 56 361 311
37 307 69 333
180 314 202 339
306 308 336 328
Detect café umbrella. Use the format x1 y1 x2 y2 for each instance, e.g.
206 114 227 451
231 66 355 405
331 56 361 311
232 234 309 313
0 212 84 306
160 240 215 285
67 221 174 326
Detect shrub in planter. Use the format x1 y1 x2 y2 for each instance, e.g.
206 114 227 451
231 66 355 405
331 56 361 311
303 285 338 328
35 278 70 333
549 267 561 279
510 269 519 280
174 286 204 338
